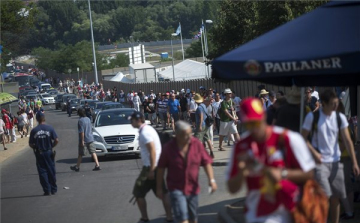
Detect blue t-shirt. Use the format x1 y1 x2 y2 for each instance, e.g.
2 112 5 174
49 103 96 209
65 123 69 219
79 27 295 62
29 124 58 151
195 104 207 128
168 99 180 114
78 117 94 143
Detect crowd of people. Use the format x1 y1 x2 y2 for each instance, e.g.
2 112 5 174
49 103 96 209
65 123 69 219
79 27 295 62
2 81 360 223
0 97 43 151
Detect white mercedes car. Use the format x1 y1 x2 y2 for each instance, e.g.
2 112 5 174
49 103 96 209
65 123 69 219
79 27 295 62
92 108 144 157
39 93 55 104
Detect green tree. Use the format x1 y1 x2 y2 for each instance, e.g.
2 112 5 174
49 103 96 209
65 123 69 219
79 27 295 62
1 0 36 71
208 0 326 59
185 40 203 58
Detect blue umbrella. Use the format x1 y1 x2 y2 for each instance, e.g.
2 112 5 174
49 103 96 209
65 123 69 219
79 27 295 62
212 1 360 86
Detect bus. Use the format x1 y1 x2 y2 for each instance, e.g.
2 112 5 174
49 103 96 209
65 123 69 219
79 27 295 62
14 73 33 87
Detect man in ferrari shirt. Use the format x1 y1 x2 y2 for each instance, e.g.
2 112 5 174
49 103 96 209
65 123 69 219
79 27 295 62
226 98 315 223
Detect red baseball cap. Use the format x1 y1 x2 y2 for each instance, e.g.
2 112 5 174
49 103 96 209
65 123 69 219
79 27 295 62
239 98 264 122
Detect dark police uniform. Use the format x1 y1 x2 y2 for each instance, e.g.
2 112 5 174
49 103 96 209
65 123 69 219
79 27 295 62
83 104 92 120
29 123 58 195
67 98 72 117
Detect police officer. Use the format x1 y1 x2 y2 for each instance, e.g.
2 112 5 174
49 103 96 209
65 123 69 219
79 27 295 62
67 98 72 117
83 101 92 120
29 111 59 196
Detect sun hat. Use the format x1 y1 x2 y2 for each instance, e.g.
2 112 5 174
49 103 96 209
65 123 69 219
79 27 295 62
194 93 204 103
286 86 301 105
144 96 148 100
239 98 265 122
224 88 232 94
259 89 269 95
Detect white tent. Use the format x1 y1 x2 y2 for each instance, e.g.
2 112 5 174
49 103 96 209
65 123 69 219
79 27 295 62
158 59 211 81
109 72 134 83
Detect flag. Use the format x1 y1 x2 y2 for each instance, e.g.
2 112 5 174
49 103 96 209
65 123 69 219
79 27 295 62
176 24 181 36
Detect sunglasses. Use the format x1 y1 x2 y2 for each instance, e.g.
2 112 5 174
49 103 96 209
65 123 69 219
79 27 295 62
244 121 262 129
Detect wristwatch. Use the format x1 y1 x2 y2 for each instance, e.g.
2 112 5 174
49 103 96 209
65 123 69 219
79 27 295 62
281 168 288 179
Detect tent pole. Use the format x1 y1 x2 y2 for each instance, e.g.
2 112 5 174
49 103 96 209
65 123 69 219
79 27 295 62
299 87 305 132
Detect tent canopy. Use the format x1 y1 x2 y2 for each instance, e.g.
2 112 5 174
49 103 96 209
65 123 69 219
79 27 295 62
159 59 210 81
109 72 134 83
212 1 360 86
0 92 18 105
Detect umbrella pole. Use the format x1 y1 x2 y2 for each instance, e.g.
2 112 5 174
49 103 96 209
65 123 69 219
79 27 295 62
299 87 305 132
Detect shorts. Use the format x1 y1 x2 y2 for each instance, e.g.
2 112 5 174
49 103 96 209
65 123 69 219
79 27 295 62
219 121 238 136
169 190 198 222
194 126 209 141
341 157 355 194
17 125 24 132
170 113 179 122
78 142 96 156
315 162 346 198
132 167 167 198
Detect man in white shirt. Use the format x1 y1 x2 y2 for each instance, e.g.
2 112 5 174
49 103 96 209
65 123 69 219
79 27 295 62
311 86 320 100
301 89 359 223
133 92 141 112
212 92 222 134
130 112 172 223
231 91 242 119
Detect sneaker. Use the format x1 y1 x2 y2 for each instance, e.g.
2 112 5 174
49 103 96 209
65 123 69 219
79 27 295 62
137 219 149 223
93 166 101 171
227 142 231 146
340 213 354 220
43 192 51 196
70 165 80 172
51 192 57 195
4 147 8 150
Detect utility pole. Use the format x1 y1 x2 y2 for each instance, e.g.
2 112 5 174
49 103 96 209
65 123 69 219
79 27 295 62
88 0 98 84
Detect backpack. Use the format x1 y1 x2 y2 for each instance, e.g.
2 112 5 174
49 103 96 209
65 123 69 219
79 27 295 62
278 130 329 223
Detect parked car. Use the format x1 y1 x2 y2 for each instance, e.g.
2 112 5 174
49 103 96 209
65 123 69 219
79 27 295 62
55 94 65 110
80 99 97 110
102 102 125 111
92 102 108 122
92 108 144 157
61 94 77 111
25 93 40 102
48 89 58 96
68 99 81 112
39 93 55 105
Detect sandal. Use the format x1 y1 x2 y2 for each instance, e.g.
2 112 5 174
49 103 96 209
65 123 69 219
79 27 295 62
138 219 149 223
218 148 226 151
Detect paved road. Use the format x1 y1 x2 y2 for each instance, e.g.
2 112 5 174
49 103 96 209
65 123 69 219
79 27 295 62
1 105 243 223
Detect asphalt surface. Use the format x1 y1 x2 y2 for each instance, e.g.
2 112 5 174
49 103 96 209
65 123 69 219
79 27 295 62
1 105 243 223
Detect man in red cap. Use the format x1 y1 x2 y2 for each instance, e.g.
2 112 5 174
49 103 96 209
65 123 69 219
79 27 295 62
226 98 315 223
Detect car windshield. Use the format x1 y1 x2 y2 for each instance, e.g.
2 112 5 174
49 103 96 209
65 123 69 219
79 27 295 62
88 101 96 107
95 103 106 109
71 99 81 104
95 110 132 127
42 94 51 97
103 103 124 110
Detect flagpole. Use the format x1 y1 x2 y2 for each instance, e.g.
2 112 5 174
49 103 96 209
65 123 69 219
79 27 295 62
179 22 184 61
200 25 206 77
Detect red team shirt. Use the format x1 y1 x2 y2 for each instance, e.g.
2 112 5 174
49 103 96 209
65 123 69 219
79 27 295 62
226 126 315 223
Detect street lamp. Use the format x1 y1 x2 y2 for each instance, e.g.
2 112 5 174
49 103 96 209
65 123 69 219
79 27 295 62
171 33 177 81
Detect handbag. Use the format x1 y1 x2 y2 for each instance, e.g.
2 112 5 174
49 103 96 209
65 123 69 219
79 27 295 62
278 130 328 223
201 104 214 127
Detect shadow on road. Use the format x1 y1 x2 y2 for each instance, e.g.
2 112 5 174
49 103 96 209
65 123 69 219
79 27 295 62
150 198 240 223
1 194 46 200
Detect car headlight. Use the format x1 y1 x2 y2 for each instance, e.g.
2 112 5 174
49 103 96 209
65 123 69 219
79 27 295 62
64 103 67 105
93 134 104 143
